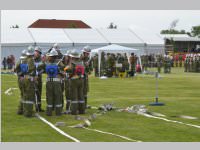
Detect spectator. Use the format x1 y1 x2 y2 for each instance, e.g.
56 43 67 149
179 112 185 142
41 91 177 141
2 57 7 70
10 55 15 69
7 56 11 69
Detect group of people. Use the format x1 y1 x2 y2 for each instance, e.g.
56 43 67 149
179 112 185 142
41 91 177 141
141 53 200 74
92 52 138 78
184 54 200 73
141 54 172 74
2 55 16 70
15 44 92 117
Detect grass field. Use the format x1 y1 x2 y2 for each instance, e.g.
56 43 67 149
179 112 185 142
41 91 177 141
1 67 200 142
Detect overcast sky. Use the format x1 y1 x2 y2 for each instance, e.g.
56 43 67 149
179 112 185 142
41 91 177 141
1 10 200 34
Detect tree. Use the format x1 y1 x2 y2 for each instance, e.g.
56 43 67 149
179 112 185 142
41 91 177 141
160 19 187 34
160 29 186 34
191 25 200 37
169 19 179 30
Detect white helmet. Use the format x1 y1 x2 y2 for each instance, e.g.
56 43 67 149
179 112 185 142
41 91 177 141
34 46 42 54
53 43 60 49
26 46 34 56
69 49 81 58
64 50 71 56
27 45 34 51
46 48 58 57
20 49 27 59
82 45 91 53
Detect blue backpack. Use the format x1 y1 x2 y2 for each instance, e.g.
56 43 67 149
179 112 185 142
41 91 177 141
46 64 58 78
20 63 29 74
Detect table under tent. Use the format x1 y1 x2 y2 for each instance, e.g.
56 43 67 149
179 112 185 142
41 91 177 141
91 44 143 77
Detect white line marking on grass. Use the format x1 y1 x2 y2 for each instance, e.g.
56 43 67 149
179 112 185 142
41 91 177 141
142 113 200 129
4 88 18 95
82 127 142 142
5 88 11 95
36 114 80 142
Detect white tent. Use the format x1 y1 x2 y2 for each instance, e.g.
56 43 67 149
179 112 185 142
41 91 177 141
1 28 165 61
91 44 141 77
129 26 165 55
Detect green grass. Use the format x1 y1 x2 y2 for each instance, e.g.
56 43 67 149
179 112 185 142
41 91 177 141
1 67 200 142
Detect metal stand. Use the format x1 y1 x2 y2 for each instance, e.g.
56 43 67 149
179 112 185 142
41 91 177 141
149 72 165 106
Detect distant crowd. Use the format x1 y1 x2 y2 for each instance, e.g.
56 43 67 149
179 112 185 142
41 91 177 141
2 55 16 70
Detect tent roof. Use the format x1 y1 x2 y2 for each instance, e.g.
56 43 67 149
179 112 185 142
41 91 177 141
97 28 144 44
29 28 72 44
28 19 91 28
161 34 190 38
172 37 200 42
130 26 164 45
91 44 139 54
64 29 108 44
2 28 165 46
1 28 34 44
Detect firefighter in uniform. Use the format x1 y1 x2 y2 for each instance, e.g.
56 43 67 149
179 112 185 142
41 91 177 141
179 54 183 67
106 53 113 77
184 56 188 72
63 50 72 113
128 53 137 77
157 55 163 73
81 46 93 108
15 46 36 117
64 49 85 115
93 53 99 77
15 49 27 115
123 53 129 77
37 49 64 116
34 46 44 112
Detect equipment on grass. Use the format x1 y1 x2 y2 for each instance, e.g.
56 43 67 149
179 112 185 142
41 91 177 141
149 72 165 106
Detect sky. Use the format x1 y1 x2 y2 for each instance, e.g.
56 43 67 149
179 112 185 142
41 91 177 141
1 10 200 34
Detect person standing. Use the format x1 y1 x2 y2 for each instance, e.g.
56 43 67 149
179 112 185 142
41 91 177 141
37 49 64 116
92 53 99 77
157 55 163 73
128 53 137 77
179 54 183 67
2 57 7 70
81 46 92 108
64 50 85 115
63 50 72 113
14 49 27 115
15 46 36 117
34 46 44 112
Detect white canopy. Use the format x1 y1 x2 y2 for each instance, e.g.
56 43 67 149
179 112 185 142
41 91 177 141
91 44 142 77
91 44 140 54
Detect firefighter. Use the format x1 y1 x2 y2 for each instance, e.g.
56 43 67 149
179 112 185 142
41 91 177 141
81 46 93 109
37 49 64 116
34 46 44 112
15 46 36 117
64 49 85 115
15 49 27 115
